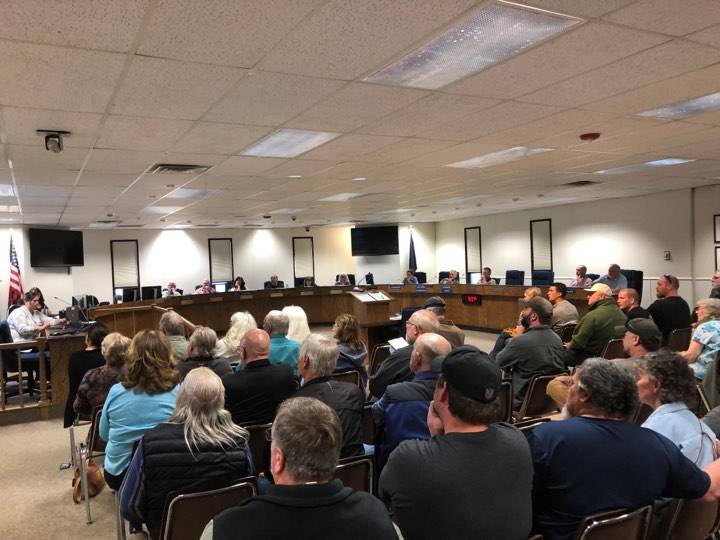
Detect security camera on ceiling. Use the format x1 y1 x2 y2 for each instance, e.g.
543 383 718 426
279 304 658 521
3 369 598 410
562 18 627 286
36 129 71 153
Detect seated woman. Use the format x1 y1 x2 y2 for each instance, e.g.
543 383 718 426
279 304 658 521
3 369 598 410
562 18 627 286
681 298 720 381
178 326 231 379
440 269 460 285
489 287 542 360
229 276 246 292
63 323 109 427
100 330 180 491
120 367 253 539
215 311 257 363
333 313 368 389
638 350 717 466
336 273 350 286
73 332 131 418
282 305 310 344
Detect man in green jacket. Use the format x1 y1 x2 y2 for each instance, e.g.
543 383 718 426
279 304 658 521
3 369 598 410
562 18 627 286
563 283 627 366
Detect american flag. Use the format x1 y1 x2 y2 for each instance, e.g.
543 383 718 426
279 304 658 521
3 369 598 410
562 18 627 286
8 235 23 306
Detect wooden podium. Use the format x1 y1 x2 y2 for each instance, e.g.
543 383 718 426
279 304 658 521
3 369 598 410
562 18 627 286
348 289 395 352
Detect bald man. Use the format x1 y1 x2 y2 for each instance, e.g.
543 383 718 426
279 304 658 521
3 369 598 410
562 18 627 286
372 333 451 470
222 328 297 425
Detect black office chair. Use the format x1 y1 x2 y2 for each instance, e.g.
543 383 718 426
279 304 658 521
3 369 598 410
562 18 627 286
505 270 525 286
141 286 162 300
294 277 305 288
438 271 450 282
587 273 600 281
263 281 285 289
531 270 555 286
415 272 427 284
399 306 422 338
620 269 644 299
335 274 356 285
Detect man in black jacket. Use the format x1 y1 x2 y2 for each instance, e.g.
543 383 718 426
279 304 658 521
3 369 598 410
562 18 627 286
203 397 397 540
222 329 296 425
369 309 439 399
647 274 691 345
295 333 364 458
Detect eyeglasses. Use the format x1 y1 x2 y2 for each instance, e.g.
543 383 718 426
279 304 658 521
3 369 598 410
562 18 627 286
264 428 273 442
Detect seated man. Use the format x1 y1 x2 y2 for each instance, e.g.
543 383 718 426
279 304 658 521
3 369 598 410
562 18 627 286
496 297 566 409
295 334 364 458
563 283 626 366
380 345 533 539
193 279 215 295
162 281 181 297
335 273 350 286
648 274 692 345
203 397 397 540
423 296 464 348
402 270 419 285
480 266 496 284
617 287 650 319
529 359 718 540
569 265 592 288
373 333 451 470
158 311 189 362
592 263 628 293
177 326 231 379
222 329 296 425
263 310 300 373
265 275 284 289
369 309 439 400
547 282 578 333
440 269 460 285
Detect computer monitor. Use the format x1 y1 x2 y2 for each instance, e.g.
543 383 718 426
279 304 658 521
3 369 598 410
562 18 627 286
468 272 482 284
122 288 138 303
141 285 162 300
213 282 227 293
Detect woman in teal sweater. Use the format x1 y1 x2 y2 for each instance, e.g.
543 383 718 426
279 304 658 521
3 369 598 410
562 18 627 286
100 329 180 491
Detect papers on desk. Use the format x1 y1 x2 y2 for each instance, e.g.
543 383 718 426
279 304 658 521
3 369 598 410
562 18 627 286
388 337 409 352
368 291 389 301
352 292 375 302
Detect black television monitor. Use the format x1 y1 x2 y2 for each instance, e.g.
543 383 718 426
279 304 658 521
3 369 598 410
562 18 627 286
350 226 399 256
122 288 138 303
29 228 84 267
141 286 162 300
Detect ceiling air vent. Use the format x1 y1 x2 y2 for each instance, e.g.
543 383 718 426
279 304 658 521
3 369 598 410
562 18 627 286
196 223 220 227
564 180 599 187
148 163 211 175
117 224 143 228
95 218 120 224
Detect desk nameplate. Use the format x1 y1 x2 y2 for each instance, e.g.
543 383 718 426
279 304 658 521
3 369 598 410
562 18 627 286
270 292 284 298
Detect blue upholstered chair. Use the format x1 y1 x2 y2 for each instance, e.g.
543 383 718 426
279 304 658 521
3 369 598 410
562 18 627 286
505 270 525 286
531 270 555 286
438 271 450 282
620 269 644 298
587 273 600 281
414 272 427 284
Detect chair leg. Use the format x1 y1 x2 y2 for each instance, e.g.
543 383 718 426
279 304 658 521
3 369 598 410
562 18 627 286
78 444 92 524
116 491 126 540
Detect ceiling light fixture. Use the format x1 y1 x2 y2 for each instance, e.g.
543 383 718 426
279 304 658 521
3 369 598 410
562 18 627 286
352 177 367 181
594 158 695 175
364 1 581 89
287 175 303 179
271 208 305 215
318 193 365 202
637 91 720 120
446 146 553 169
0 184 15 197
241 129 340 158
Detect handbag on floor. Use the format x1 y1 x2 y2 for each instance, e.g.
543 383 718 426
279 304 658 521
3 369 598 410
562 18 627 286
71 458 105 503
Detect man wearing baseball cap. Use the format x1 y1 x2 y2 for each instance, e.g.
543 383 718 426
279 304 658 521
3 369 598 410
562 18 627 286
563 283 626 366
379 345 533 539
496 296 567 409
422 296 465 348
618 318 662 358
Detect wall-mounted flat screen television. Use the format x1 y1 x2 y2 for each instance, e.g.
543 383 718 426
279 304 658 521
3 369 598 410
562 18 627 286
351 226 399 256
29 228 85 267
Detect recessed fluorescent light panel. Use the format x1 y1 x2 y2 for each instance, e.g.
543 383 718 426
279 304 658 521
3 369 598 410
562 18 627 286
271 208 305 215
241 129 340 158
446 147 553 169
166 188 217 199
364 1 581 89
318 193 365 202
0 184 15 197
595 158 695 175
637 91 720 120
142 206 183 214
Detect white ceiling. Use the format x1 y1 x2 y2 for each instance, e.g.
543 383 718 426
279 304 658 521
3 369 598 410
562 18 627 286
1 0 719 230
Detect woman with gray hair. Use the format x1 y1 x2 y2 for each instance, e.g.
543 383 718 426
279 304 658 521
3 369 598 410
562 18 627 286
681 298 720 380
282 305 311 343
214 311 257 363
637 350 717 466
120 367 253 539
178 326 231 379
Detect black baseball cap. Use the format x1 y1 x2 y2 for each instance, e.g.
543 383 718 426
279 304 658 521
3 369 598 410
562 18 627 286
434 345 500 403
615 318 662 350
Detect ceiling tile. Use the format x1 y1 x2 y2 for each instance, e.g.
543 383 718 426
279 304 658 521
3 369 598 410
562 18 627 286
357 138 457 164
0 41 126 112
13 171 78 185
519 40 720 108
603 0 720 36
0 107 104 147
84 149 163 174
203 71 345 126
446 22 668 99
0 0 148 52
207 156 287 176
139 0 324 67
300 134 403 161
97 116 193 151
172 123 271 155
356 93 502 137
111 56 245 120
259 160 337 179
286 83 429 132
687 24 720 49
521 0 635 17
8 144 88 171
75 173 138 187
258 0 476 80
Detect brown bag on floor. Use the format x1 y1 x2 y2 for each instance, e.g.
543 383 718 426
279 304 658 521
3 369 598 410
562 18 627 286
72 458 105 503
